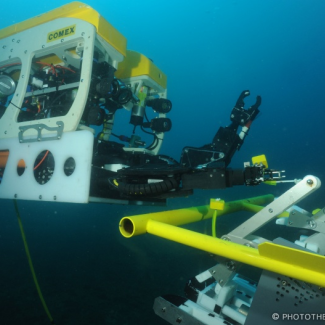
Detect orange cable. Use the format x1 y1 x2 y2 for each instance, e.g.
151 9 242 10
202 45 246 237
33 151 49 170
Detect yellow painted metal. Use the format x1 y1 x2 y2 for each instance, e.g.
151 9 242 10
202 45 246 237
119 194 274 238
145 219 325 287
0 2 127 57
210 198 225 210
264 180 277 186
119 194 323 286
252 154 268 168
115 50 167 89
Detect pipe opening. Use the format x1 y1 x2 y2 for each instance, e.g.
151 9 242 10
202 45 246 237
119 218 134 237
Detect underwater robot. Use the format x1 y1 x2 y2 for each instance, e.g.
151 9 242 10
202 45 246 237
0 2 324 325
0 2 270 206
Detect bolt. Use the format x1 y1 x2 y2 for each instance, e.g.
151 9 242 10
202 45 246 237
39 195 42 199
307 179 313 185
226 261 236 271
162 307 166 312
307 220 316 229
282 280 287 286
288 221 293 225
14 194 17 198
53 196 57 201
269 208 273 213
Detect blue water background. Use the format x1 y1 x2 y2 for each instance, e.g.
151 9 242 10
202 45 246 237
0 1 325 324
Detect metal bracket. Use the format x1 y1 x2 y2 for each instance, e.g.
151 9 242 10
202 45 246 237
18 121 64 143
222 175 321 247
208 260 240 287
287 208 325 234
153 296 206 325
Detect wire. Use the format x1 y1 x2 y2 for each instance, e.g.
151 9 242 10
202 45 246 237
36 62 57 76
55 65 76 73
9 101 23 111
212 210 217 237
34 151 49 170
158 154 180 165
50 90 68 106
13 200 56 324
140 126 158 150
0 62 22 70
144 111 150 123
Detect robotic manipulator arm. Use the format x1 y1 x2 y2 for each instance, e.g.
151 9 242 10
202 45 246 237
180 90 262 191
91 90 279 204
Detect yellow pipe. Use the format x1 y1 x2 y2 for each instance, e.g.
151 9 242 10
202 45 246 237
146 219 325 287
119 194 274 237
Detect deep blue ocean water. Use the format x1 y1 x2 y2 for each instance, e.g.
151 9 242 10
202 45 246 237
1 1 325 324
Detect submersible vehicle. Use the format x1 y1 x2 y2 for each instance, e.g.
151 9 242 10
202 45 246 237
0 2 324 324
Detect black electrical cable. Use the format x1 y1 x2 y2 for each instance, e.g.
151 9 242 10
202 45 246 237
158 154 180 166
109 177 178 196
50 90 68 106
9 100 23 111
140 126 160 150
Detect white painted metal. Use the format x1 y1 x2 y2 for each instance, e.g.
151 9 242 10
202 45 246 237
225 175 321 245
0 130 93 203
0 17 123 140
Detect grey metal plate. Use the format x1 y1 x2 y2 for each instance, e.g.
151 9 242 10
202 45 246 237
246 238 325 325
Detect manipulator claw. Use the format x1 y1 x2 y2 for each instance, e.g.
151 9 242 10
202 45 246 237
244 164 265 186
244 162 286 186
231 90 261 126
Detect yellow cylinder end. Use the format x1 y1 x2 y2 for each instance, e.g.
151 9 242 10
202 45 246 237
119 217 136 238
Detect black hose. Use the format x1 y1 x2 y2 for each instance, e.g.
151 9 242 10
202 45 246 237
110 177 178 196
